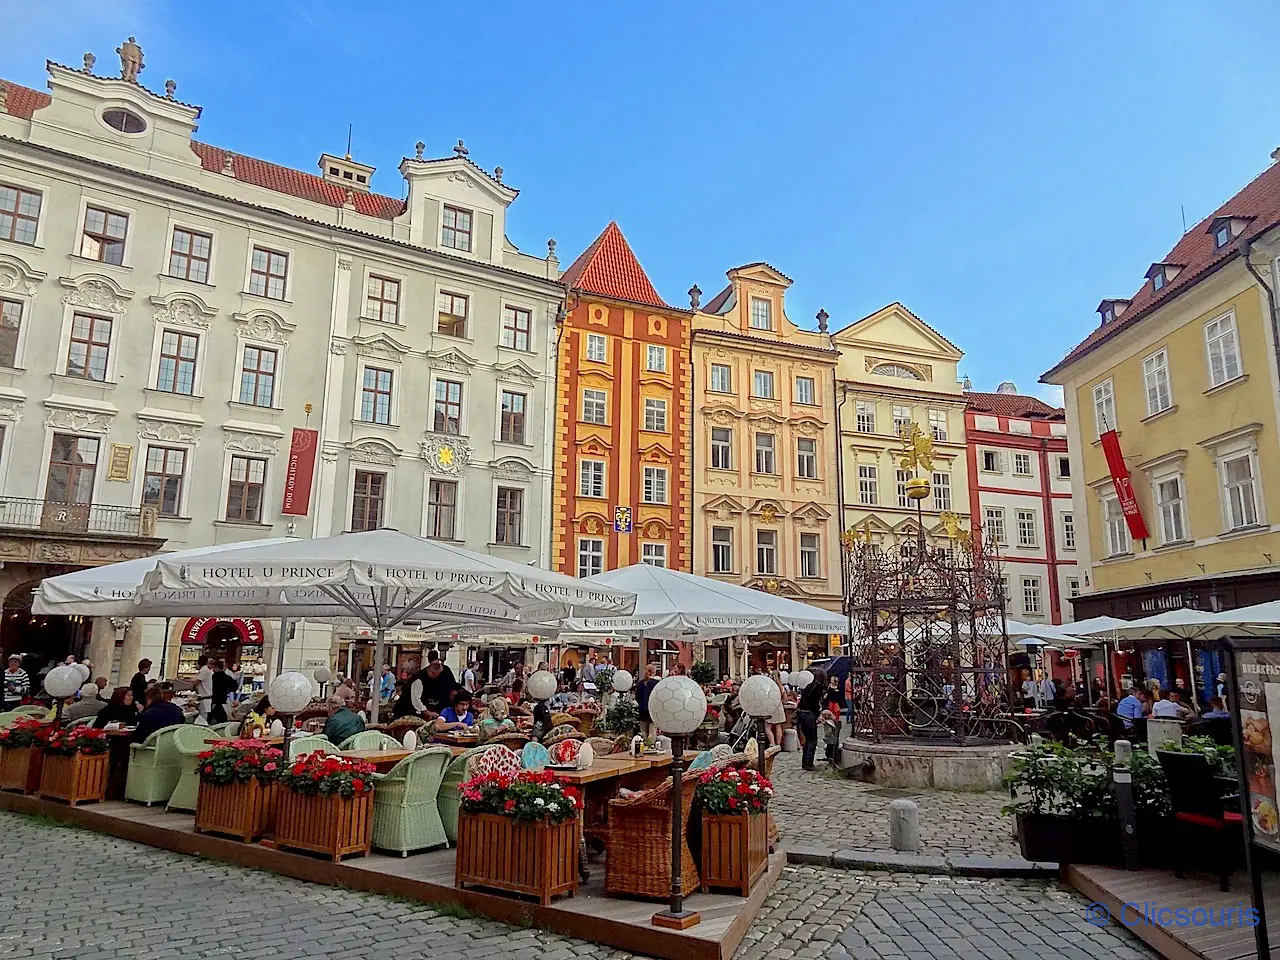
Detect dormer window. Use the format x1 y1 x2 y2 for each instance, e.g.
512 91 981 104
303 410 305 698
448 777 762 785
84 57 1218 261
1208 216 1250 251
101 107 147 134
1152 270 1166 292
1102 305 1115 323
442 205 472 252
1096 299 1130 325
1145 263 1181 293
1214 222 1232 249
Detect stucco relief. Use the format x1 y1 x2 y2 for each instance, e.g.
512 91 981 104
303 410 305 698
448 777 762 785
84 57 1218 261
490 458 534 480
355 338 409 364
0 255 45 298
329 340 348 355
794 419 823 437
419 434 471 474
349 441 399 466
45 407 113 434
224 430 281 455
749 397 781 413
494 361 537 386
0 396 25 424
234 310 294 346
60 275 132 313
138 417 201 444
428 349 476 375
751 475 782 491
447 172 475 189
150 293 216 329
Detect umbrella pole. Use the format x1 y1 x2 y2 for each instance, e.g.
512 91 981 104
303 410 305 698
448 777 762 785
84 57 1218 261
1186 639 1197 707
275 616 289 681
370 586 389 725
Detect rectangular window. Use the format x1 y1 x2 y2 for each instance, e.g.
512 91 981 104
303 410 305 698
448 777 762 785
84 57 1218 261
360 367 394 424
857 465 879 505
1016 509 1037 547
66 313 112 381
248 247 288 300
1093 379 1116 435
156 329 198 395
1068 578 1081 598
711 527 733 573
433 380 463 435
437 291 469 338
855 400 875 434
999 576 1010 602
168 228 212 283
1205 314 1242 387
641 542 667 568
794 376 815 405
646 344 667 372
581 388 607 424
579 459 606 498
1156 475 1186 544
142 446 186 518
238 346 277 407
749 298 772 330
892 405 912 436
710 427 733 470
799 533 820 578
499 390 526 444
495 487 524 544
225 455 266 523
1103 496 1130 556
442 205 472 252
754 433 776 474
1022 578 1042 616
642 466 668 504
0 184 41 245
929 410 948 441
351 471 385 531
932 472 951 511
501 306 531 350
981 449 1000 473
1222 454 1259 530
756 530 777 574
1143 349 1172 415
710 363 732 393
752 370 775 399
1058 456 1071 479
984 507 1006 544
1062 513 1076 549
586 333 607 363
0 298 20 367
643 398 668 432
46 434 99 504
365 275 401 324
1013 452 1032 477
896 469 912 508
81 206 128 265
796 438 818 479
425 479 458 540
577 537 603 578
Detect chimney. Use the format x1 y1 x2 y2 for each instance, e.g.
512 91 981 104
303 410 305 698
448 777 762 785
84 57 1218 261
996 381 1018 395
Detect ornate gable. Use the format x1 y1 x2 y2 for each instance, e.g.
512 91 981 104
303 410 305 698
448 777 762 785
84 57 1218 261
0 254 46 298
233 309 296 345
703 495 746 520
494 359 538 386
428 347 477 376
60 273 133 313
151 291 216 329
353 332 411 363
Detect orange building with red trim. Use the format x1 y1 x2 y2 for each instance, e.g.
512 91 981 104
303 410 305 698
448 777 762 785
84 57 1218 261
553 223 693 578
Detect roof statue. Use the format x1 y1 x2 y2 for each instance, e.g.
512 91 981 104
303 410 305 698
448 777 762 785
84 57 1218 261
116 37 144 82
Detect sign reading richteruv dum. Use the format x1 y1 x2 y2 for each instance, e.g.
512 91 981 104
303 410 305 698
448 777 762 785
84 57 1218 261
281 428 318 516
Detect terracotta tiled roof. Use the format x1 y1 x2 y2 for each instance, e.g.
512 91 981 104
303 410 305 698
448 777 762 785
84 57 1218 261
561 221 669 309
965 391 1063 420
1045 157 1280 379
1 80 51 119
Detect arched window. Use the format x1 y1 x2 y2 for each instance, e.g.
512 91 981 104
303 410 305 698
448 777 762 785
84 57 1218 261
102 108 147 133
871 363 921 380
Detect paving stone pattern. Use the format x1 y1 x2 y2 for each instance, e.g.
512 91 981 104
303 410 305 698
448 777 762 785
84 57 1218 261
0 813 1155 960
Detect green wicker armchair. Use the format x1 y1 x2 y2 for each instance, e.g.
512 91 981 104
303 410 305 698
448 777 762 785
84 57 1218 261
125 725 184 806
605 777 698 900
0 710 24 729
167 725 227 813
339 731 401 751
437 746 488 845
288 734 338 759
12 705 47 717
371 748 452 856
211 722 241 739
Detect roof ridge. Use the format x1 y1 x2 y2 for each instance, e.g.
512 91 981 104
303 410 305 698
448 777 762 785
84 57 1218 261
562 222 670 310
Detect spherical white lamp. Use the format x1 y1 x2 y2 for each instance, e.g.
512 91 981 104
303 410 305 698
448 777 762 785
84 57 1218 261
526 669 557 702
739 674 782 719
612 669 634 694
268 671 313 714
44 665 82 699
313 666 332 684
792 669 814 691
71 663 91 684
777 670 790 688
648 675 707 737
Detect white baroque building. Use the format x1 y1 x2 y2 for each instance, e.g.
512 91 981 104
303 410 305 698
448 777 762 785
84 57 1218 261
0 48 563 683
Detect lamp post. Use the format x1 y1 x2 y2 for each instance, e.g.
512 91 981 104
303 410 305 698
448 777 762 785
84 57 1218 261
527 669 558 741
313 666 332 699
43 665 82 725
268 671 312 756
739 674 782 779
648 674 707 930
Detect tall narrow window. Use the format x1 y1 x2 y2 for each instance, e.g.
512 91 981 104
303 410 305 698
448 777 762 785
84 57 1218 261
1103 496 1130 556
1013 452 1032 477
710 427 733 470
1093 379 1116 435
643 398 668 432
425 479 458 540
437 292 468 338
646 344 667 372
581 388 607 424
442 205 472 252
586 333 607 363
1062 513 1076 549
1143 349 1172 415
981 450 1000 473
711 527 733 573
855 401 875 433
501 306 531 350
360 367 394 424
351 471 385 531
749 298 772 330
794 376 815 405
248 247 288 300
0 184 41 245
642 466 668 504
928 410 948 441
710 363 732 393
1205 314 1242 387
752 370 775 399
892 405 912 436
66 313 112 381
238 346 277 407
0 298 22 367
756 530 777 574
799 533 820 578
46 435 99 505
499 390 526 443
168 228 212 283
433 379 463 435
577 537 603 577
754 433 776 474
579 460 605 498
1222 454 1259 530
984 507 1006 544
641 542 667 567
226 456 266 523
1022 578 1042 616
1156 475 1186 544
796 438 818 479
141 446 186 517
365 275 401 324
932 472 951 511
156 330 198 395
896 469 912 508
857 465 878 505
80 207 127 265
1016 509 1037 547
495 487 524 544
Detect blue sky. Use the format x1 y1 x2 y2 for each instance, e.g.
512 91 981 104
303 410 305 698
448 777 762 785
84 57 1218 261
6 1 1277 402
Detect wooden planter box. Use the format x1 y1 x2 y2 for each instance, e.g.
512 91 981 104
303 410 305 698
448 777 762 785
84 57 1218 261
455 812 579 905
274 789 372 861
195 778 278 842
0 745 44 794
39 750 109 805
700 811 768 895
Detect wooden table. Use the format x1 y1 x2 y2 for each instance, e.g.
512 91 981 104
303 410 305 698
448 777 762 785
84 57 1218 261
338 748 412 772
430 734 479 748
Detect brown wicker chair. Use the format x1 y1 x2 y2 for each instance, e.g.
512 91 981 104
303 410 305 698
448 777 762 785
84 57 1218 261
301 717 326 733
605 777 698 899
543 724 584 746
585 736 620 756
550 713 581 729
483 730 531 751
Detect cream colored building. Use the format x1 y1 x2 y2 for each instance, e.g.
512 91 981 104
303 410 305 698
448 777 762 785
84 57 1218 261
0 47 562 681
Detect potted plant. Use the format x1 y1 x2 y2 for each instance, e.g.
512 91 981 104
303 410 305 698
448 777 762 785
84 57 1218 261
689 660 717 687
274 751 376 861
455 769 582 905
696 765 773 894
1002 738 1119 865
38 725 110 805
600 697 640 737
0 716 51 794
194 740 284 842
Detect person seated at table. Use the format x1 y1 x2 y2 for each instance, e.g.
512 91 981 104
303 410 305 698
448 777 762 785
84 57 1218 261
239 696 275 738
477 695 516 740
322 695 365 744
504 678 533 717
1115 686 1149 729
1152 691 1194 720
531 698 553 742
133 683 185 743
1202 697 1231 719
434 689 476 733
64 681 106 723
93 687 139 729
393 651 457 721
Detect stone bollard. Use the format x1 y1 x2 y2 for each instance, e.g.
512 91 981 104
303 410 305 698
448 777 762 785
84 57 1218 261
782 728 800 752
888 798 921 853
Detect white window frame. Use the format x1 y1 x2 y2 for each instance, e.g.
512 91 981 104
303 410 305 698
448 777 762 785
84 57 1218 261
710 427 734 470
1204 311 1243 388
896 469 912 508
1102 494 1131 557
1220 451 1263 531
857 464 878 506
1061 512 1076 550
709 363 732 393
749 297 772 330
799 533 821 579
585 332 607 363
577 537 604 578
581 388 607 425
642 397 668 433
1142 348 1173 416
711 526 734 573
980 449 1001 474
579 459 606 499
440 203 474 253
755 529 778 574
1155 472 1187 545
928 409 948 441
892 405 912 436
752 370 775 399
932 472 951 511
796 438 818 479
1016 508 1037 547
642 465 669 504
641 542 667 567
1022 577 1043 617
645 344 667 372
754 433 776 475
1013 452 1033 477
984 506 1006 544
1093 378 1116 435
794 376 816 406
855 400 875 434
1067 577 1081 599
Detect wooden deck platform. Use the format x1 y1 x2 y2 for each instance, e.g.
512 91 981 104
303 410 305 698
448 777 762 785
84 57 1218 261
0 792 780 960
1067 864 1280 960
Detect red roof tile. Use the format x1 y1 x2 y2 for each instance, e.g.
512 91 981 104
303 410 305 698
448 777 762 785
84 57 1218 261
562 222 669 309
1 80 52 119
1045 158 1280 379
966 391 1063 420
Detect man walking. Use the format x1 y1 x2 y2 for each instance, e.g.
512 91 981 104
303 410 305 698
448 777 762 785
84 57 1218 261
2 655 29 711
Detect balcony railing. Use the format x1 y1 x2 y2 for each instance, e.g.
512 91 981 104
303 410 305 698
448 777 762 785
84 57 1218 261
0 498 158 538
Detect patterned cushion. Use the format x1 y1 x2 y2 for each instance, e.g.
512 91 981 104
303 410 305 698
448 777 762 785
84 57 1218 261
466 744 521 780
688 750 714 771
710 743 734 763
745 737 759 763
549 739 581 766
521 741 550 772
546 723 578 741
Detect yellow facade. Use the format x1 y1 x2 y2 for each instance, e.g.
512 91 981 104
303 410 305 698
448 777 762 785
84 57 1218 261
832 303 971 551
690 264 842 611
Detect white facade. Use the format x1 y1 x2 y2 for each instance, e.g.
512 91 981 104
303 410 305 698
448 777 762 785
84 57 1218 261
0 54 562 680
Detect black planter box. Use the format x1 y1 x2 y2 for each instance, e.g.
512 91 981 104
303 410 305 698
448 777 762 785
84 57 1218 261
1016 813 1122 865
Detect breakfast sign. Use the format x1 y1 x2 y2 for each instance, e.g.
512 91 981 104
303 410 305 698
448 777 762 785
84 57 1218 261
1232 647 1280 853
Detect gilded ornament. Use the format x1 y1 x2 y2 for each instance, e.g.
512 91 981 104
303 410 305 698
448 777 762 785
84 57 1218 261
898 422 934 473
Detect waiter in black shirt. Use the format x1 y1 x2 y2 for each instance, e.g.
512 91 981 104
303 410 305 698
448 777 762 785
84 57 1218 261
796 667 827 771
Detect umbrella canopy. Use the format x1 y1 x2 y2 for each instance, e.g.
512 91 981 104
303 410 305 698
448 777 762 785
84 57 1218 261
1004 619 1102 649
568 564 847 640
1209 600 1280 631
1064 615 1128 636
1092 608 1227 642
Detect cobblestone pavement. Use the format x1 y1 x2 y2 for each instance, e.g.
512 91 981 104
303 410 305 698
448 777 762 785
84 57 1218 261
0 813 1155 960
768 749 1019 858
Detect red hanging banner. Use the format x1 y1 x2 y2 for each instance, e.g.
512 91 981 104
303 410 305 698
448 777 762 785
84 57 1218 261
281 428 319 516
1099 429 1149 541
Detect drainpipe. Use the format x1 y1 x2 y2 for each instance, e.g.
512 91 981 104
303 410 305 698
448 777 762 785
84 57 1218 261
834 377 851 650
1237 238 1280 388
1037 437 1061 625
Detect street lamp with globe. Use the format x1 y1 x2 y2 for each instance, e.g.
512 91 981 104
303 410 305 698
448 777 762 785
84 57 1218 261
43 665 82 724
313 666 332 699
647 674 707 930
268 671 313 753
526 669 558 741
738 674 782 778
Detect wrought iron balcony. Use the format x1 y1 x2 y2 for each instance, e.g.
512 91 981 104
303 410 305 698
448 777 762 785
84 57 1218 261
0 498 158 538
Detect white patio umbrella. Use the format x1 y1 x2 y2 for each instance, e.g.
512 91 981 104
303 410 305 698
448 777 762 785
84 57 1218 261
135 530 636 722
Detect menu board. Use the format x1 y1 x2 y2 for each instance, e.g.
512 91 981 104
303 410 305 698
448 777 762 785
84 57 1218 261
1234 651 1280 852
